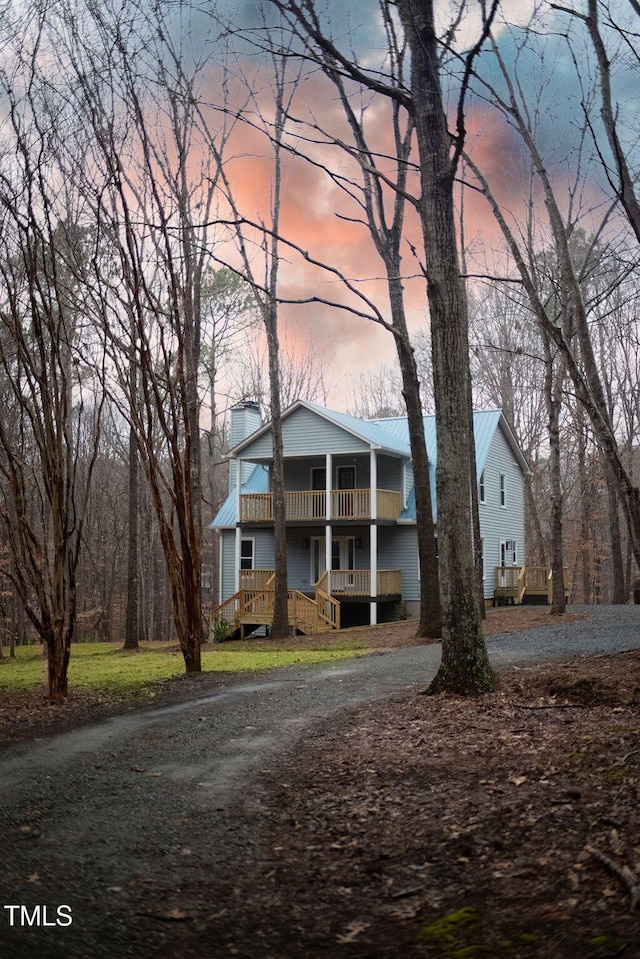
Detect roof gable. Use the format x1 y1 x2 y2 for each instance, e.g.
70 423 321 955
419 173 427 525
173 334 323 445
231 399 410 460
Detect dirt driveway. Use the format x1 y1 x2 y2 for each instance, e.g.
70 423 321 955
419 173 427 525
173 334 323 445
1 606 640 958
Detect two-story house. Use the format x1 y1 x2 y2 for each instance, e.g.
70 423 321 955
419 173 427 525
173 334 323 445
211 399 530 637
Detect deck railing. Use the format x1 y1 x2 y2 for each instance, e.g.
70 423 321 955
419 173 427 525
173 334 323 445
239 568 275 589
322 568 402 596
494 565 570 604
210 565 401 639
240 488 402 523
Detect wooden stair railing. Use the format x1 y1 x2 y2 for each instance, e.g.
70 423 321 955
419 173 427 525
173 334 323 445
211 572 339 637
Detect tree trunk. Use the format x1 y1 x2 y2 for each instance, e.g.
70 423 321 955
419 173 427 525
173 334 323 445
266 303 290 639
46 628 71 704
605 457 626 604
124 346 140 649
390 282 441 638
397 0 496 693
544 346 566 615
525 473 547 565
577 420 592 603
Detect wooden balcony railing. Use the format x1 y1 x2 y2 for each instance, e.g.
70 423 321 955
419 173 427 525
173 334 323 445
240 488 402 523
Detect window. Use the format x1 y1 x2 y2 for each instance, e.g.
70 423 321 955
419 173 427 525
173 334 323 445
311 467 326 491
240 538 255 570
499 473 506 508
479 470 486 504
337 465 356 490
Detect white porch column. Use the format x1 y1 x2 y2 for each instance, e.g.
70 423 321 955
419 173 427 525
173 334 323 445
370 449 378 625
235 456 242 593
325 453 332 593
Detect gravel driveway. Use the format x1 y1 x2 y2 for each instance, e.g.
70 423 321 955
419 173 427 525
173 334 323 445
1 604 638 959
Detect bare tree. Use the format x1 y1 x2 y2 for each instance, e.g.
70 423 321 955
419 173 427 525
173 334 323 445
248 0 503 676
278 4 442 636
469 284 549 567
228 320 330 412
393 0 498 689
463 6 640 584
202 19 305 639
54 0 234 669
0 16 104 699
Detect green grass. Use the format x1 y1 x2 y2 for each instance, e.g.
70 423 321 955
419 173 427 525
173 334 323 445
0 640 361 697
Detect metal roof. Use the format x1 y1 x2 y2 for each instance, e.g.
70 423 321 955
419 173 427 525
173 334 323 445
370 409 528 478
212 464 269 528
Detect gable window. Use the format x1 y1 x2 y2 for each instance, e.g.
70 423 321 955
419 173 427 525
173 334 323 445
240 538 255 570
479 470 486 504
499 473 506 508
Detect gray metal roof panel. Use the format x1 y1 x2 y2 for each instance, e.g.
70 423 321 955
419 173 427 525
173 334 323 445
371 409 517 478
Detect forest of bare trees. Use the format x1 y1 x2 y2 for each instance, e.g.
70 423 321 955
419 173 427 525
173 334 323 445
0 0 639 698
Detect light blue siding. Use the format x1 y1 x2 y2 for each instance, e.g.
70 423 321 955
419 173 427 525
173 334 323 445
377 454 402 492
378 527 420 600
287 528 320 592
240 406 371 460
478 424 526 597
229 402 262 490
219 528 275 601
220 530 236 600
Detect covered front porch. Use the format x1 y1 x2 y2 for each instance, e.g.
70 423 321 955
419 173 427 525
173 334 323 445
211 566 403 640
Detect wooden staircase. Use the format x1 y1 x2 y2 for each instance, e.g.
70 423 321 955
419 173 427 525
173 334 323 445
210 571 341 640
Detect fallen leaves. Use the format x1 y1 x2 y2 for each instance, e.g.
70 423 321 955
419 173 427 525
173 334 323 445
335 920 370 943
236 649 640 958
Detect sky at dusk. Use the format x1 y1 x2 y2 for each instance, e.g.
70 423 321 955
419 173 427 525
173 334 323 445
204 1 638 411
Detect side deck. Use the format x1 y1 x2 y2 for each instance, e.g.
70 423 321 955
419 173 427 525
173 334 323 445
494 566 570 605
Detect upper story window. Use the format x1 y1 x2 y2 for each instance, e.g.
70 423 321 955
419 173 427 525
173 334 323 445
500 473 506 508
479 470 486 504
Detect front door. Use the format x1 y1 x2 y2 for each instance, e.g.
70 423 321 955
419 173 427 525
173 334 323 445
312 535 355 584
499 540 517 588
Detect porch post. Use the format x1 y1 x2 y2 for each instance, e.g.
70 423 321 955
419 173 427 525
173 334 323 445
370 449 378 625
235 456 242 593
325 453 332 593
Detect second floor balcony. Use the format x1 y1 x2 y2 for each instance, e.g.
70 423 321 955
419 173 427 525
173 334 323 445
240 488 403 523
